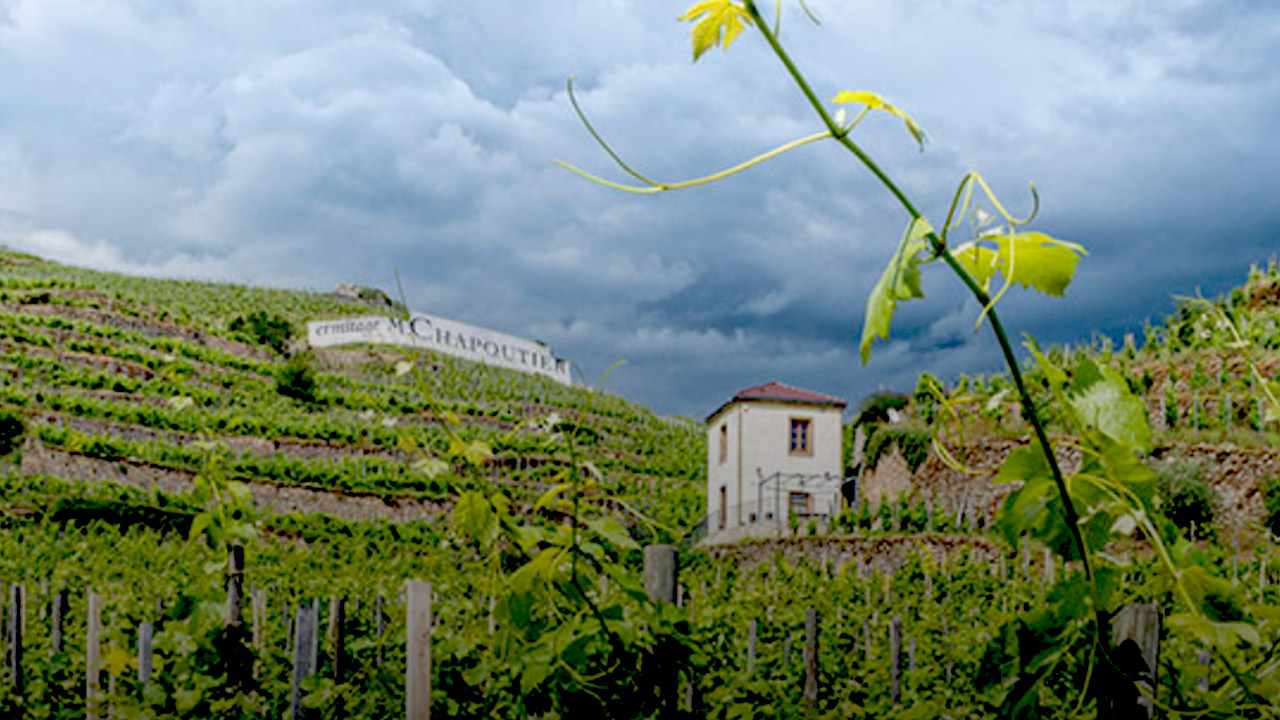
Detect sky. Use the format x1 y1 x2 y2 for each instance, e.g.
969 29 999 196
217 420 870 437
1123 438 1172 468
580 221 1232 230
1 0 1278 418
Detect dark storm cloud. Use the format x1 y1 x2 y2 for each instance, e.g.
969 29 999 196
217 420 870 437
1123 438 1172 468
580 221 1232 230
1 0 1278 416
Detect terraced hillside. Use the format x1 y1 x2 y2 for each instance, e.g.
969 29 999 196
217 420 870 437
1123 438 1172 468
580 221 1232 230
0 247 704 534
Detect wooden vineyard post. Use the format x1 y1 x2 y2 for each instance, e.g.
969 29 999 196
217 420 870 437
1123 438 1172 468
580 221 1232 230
51 589 68 655
1197 651 1212 692
643 545 679 718
309 599 321 673
943 610 952 684
889 615 902 705
1110 604 1161 719
87 591 102 720
251 587 267 679
407 580 432 720
226 545 244 625
283 602 293 656
644 545 678 605
137 621 154 693
6 583 21 698
746 620 757 675
375 593 387 667
863 617 871 660
331 597 348 719
291 603 318 720
803 608 819 710
222 544 252 692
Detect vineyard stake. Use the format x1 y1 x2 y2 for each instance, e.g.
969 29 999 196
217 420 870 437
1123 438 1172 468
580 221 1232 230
87 590 102 720
863 617 871 660
803 608 819 709
290 602 318 720
644 545 678 605
332 597 347 720
50 589 67 656
222 544 252 691
137 621 153 693
7 583 21 698
406 579 432 720
889 615 902 705
1110 603 1162 719
375 593 386 667
746 620 757 675
309 598 321 672
1197 651 1211 692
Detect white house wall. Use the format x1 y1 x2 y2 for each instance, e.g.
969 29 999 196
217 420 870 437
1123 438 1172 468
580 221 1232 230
706 400 844 533
740 402 843 522
705 404 743 531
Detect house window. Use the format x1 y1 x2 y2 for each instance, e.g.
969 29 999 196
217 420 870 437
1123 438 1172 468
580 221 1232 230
719 424 728 464
789 417 812 455
789 491 811 518
719 486 727 529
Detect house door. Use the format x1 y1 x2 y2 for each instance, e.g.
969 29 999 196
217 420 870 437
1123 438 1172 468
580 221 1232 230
719 486 727 529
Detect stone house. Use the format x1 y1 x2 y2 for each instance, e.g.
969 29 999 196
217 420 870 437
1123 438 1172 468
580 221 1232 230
705 381 847 538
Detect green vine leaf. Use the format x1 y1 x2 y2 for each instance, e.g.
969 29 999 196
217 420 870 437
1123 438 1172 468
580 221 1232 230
860 217 932 363
988 232 1086 297
678 0 753 61
586 516 639 551
832 90 926 149
1168 613 1259 648
1068 360 1152 452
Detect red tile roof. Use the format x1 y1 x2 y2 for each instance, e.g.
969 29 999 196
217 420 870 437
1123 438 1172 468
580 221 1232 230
706 380 847 422
733 381 846 407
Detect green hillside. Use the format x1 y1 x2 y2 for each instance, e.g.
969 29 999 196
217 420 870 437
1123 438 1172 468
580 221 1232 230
0 247 705 533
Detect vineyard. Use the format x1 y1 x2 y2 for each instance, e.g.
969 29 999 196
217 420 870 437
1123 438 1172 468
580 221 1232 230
0 242 1277 717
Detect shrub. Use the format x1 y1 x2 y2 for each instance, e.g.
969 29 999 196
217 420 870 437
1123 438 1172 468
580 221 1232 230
909 495 929 532
0 409 25 457
1262 474 1280 537
877 498 892 532
854 391 910 427
855 500 872 531
863 425 931 472
275 356 320 405
1156 460 1216 536
913 372 941 425
229 311 293 355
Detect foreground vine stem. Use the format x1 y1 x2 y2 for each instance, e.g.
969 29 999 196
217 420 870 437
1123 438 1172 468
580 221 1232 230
740 0 1093 583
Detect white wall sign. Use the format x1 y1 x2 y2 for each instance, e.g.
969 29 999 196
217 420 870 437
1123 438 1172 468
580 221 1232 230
307 313 572 385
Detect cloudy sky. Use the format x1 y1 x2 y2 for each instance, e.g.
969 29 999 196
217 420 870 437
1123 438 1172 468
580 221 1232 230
1 0 1278 417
